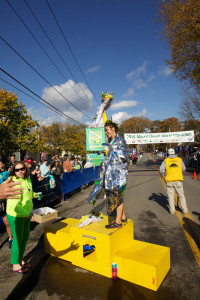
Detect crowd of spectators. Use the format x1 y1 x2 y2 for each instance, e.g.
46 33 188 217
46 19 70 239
152 145 200 169
0 153 94 180
0 152 95 252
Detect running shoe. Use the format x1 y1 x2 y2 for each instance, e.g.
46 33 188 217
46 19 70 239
122 217 128 223
105 221 122 229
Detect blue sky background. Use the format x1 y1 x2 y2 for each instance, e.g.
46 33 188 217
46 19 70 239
0 0 183 127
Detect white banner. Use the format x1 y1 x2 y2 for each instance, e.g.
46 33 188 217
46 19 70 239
124 131 194 144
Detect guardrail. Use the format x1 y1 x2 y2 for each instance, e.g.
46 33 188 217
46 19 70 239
62 166 99 199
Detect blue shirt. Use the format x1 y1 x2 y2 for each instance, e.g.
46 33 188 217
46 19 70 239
40 163 50 177
0 170 9 184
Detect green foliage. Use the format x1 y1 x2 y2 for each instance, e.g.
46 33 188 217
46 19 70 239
0 89 37 158
36 123 87 156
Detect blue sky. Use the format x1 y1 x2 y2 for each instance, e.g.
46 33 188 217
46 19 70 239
0 0 183 127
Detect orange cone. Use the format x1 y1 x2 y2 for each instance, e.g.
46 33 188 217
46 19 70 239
199 174 200 180
193 172 196 179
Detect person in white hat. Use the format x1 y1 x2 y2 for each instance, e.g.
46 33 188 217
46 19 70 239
159 148 188 214
84 158 94 169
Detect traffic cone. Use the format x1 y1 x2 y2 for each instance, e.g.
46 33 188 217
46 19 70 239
199 174 200 180
193 172 196 179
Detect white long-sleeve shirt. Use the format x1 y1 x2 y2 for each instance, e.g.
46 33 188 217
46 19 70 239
159 155 186 176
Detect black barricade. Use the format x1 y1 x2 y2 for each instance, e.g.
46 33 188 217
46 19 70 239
32 174 62 208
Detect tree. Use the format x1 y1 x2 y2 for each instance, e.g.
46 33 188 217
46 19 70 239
120 117 151 133
0 89 37 158
36 123 86 156
158 0 200 87
62 124 86 156
158 117 182 132
182 118 200 143
148 120 161 133
36 123 65 155
179 86 200 120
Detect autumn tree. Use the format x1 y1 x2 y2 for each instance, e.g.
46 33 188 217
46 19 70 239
0 89 37 159
158 0 200 87
158 117 182 132
148 120 161 133
36 123 65 155
120 117 151 133
36 123 86 156
62 124 86 156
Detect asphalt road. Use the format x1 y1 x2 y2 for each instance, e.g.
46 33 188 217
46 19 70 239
0 153 199 300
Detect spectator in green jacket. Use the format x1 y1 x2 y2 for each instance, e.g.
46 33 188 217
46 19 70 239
73 158 81 170
7 161 38 274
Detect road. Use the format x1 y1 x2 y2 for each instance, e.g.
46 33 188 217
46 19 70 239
0 153 199 300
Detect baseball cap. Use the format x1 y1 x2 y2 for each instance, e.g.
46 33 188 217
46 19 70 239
26 159 32 163
168 148 175 155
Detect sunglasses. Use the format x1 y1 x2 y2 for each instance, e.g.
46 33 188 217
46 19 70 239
15 167 25 172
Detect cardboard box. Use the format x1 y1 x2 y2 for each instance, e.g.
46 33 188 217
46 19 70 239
32 207 58 224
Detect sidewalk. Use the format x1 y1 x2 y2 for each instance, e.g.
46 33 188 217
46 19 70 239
0 184 97 300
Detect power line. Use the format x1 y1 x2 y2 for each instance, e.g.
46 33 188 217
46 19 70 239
0 34 92 121
6 0 67 82
45 0 99 104
23 0 97 114
0 76 71 121
7 0 95 115
5 0 93 120
0 67 84 126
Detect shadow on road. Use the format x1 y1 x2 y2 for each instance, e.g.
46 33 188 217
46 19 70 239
192 211 200 221
126 177 158 190
182 216 200 250
128 169 157 173
0 236 8 250
107 278 146 300
5 234 48 300
148 193 169 213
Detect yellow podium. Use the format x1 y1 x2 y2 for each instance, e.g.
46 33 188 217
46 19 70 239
44 217 170 291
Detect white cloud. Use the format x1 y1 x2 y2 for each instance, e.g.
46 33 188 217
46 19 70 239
85 121 95 128
158 66 173 76
40 80 93 124
133 79 147 89
126 70 136 80
137 60 149 74
126 60 149 80
122 88 135 98
111 112 133 124
126 61 152 89
111 100 138 110
135 108 147 117
147 74 155 83
27 106 83 126
86 66 101 73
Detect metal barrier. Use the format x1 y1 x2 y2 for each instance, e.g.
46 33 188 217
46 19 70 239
62 166 99 199
0 167 99 226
